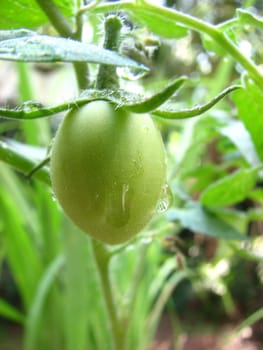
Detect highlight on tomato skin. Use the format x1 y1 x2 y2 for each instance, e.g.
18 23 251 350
50 100 167 245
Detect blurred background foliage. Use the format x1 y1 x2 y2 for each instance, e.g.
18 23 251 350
0 0 263 349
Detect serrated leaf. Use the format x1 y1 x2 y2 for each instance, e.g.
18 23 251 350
0 33 146 69
232 79 263 161
131 8 188 39
200 168 257 207
166 203 245 240
0 0 75 30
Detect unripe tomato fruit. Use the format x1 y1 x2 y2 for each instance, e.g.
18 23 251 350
50 101 166 245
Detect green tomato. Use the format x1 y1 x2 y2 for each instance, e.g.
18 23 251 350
50 101 166 245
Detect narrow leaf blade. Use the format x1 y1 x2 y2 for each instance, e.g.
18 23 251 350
126 76 186 113
0 34 147 69
153 85 241 119
0 298 25 324
25 255 64 350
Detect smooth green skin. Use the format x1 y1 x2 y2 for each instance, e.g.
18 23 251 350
50 101 166 245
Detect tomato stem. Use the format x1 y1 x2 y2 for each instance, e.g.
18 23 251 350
96 15 122 90
35 0 74 38
92 240 126 350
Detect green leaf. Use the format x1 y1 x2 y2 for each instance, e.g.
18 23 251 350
153 85 241 119
0 29 35 41
0 138 50 184
219 120 261 167
0 84 239 121
63 230 100 350
25 255 65 350
0 33 146 69
146 270 189 336
232 79 263 161
0 89 128 120
0 0 75 30
126 76 186 113
236 307 263 332
200 168 257 207
131 8 189 39
0 298 25 324
167 203 246 240
236 8 263 30
230 243 263 263
0 80 185 120
0 182 43 308
201 34 226 56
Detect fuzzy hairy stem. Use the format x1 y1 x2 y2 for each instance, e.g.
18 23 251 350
96 15 122 90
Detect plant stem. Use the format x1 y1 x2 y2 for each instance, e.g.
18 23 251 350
35 0 74 37
35 0 90 90
94 0 263 90
96 15 122 89
92 241 125 350
73 8 91 90
73 62 90 90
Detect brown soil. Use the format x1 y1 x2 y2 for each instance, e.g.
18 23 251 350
150 314 262 350
1 316 262 350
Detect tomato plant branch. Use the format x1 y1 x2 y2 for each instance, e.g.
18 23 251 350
93 0 263 90
77 0 103 17
35 0 74 38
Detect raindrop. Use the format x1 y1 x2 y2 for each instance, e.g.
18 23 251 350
106 182 131 228
51 191 57 202
0 141 8 149
121 183 129 212
117 66 148 81
156 183 173 214
140 236 153 245
21 101 44 112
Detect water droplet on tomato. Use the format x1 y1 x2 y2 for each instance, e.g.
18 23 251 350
156 183 173 213
106 183 131 228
